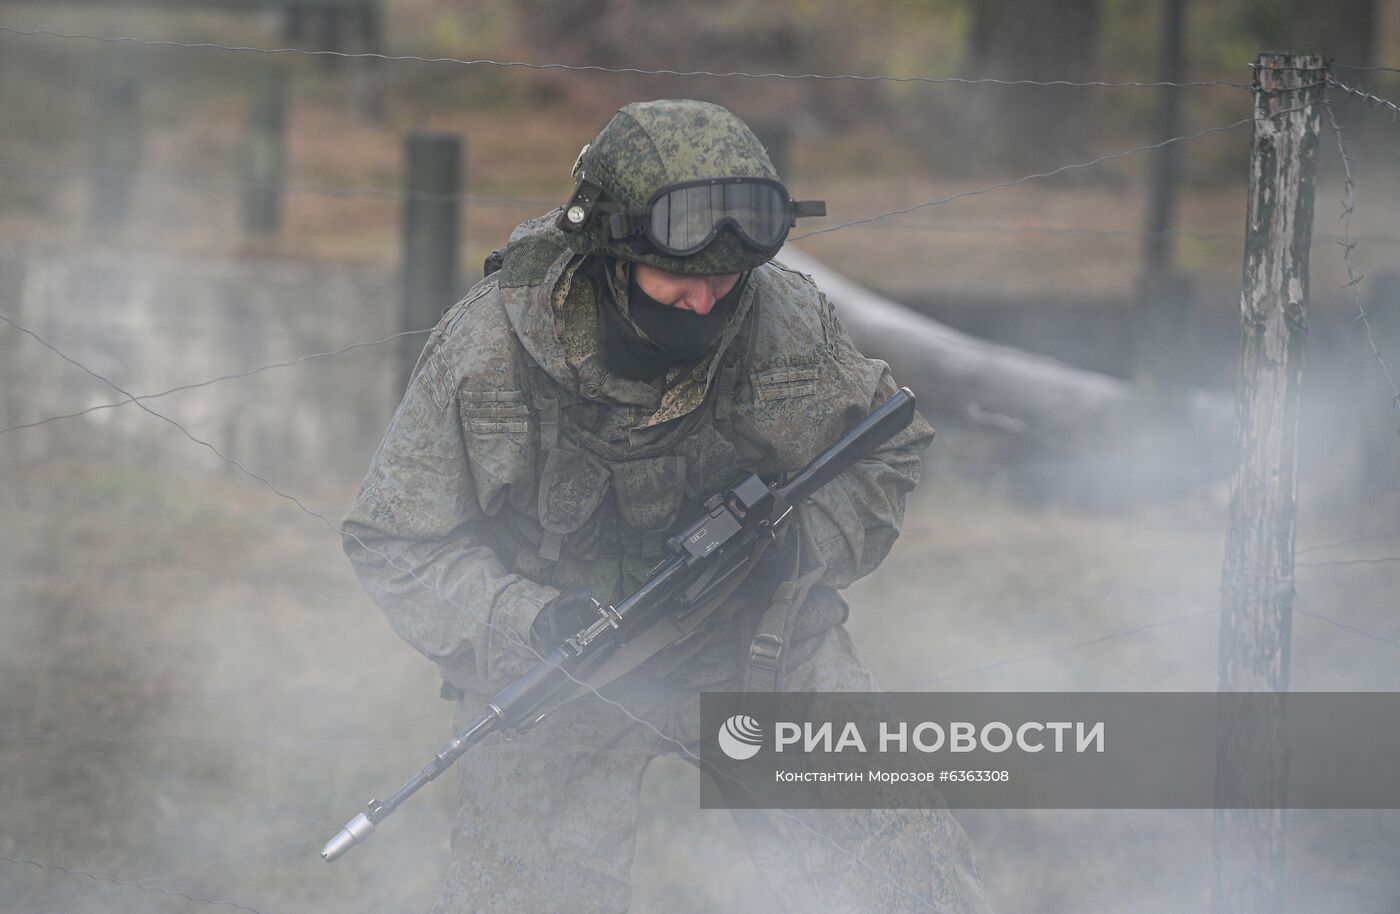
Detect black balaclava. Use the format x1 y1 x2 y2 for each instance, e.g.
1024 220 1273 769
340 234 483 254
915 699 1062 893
592 258 747 382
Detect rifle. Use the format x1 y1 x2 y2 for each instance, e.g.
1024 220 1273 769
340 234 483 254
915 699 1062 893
321 387 919 862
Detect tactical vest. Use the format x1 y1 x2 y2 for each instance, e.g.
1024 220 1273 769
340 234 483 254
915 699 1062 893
459 221 850 690
511 303 765 605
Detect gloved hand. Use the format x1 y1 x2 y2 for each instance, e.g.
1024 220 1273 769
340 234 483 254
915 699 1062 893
529 588 598 654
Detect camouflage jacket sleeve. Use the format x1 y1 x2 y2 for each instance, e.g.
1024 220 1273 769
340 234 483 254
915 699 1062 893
340 294 556 687
795 293 935 590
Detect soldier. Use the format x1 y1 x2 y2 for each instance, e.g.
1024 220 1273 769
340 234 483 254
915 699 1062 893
343 99 990 913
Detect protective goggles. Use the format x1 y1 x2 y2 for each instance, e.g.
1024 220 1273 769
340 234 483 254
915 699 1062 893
559 176 826 257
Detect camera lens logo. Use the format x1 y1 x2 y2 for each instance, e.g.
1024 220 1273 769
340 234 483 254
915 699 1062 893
718 715 764 761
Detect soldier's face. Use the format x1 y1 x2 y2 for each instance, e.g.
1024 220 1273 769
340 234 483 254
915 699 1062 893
632 265 741 316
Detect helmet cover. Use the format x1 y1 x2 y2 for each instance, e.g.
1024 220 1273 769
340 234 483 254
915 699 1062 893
564 99 784 275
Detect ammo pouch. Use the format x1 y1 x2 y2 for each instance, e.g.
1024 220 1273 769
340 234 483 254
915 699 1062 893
610 455 686 554
535 445 611 562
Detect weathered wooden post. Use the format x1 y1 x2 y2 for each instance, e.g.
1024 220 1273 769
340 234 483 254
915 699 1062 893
241 66 290 236
1212 51 1325 914
399 132 462 394
89 48 142 232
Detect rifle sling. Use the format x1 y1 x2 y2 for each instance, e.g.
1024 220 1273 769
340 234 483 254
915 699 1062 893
741 504 827 692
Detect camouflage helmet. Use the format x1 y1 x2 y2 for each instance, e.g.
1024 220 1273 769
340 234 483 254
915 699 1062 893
557 99 818 275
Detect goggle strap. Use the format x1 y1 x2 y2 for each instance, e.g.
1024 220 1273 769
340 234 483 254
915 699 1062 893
609 206 656 241
607 212 633 241
792 200 827 219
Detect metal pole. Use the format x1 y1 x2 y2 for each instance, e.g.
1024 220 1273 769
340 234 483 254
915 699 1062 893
1211 50 1325 914
399 132 462 394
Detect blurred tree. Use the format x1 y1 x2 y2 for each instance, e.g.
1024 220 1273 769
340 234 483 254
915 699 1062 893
1241 0 1377 66
514 0 804 78
509 0 876 161
961 0 1102 172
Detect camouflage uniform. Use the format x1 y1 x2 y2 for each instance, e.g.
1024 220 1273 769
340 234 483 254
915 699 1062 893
343 101 990 913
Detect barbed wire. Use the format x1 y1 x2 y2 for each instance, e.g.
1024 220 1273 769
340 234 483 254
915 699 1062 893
1225 573 1400 660
0 246 368 285
882 220 1250 242
5 133 1388 705
1224 556 1400 656
1296 527 1400 556
0 257 1153 446
1332 63 1400 74
0 301 1059 445
0 25 1256 91
1323 96 1400 431
10 156 1400 254
873 218 1400 247
1327 77 1400 119
1 33 1395 905
793 113 1263 240
1298 555 1400 569
1294 607 1400 652
19 153 1400 249
1 852 279 914
0 309 943 912
0 725 668 762
6 305 1398 906
0 725 416 749
0 326 430 436
887 541 1400 692
15 831 321 914
2 154 1371 245
891 608 1220 690
0 158 556 209
16 832 320 914
1250 62 1333 72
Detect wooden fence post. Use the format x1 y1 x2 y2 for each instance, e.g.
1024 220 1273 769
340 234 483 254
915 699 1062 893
241 66 290 237
399 132 462 394
89 48 142 232
1211 51 1325 914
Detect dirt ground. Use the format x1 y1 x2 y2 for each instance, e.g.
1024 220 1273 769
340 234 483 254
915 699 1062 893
3 431 1399 913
